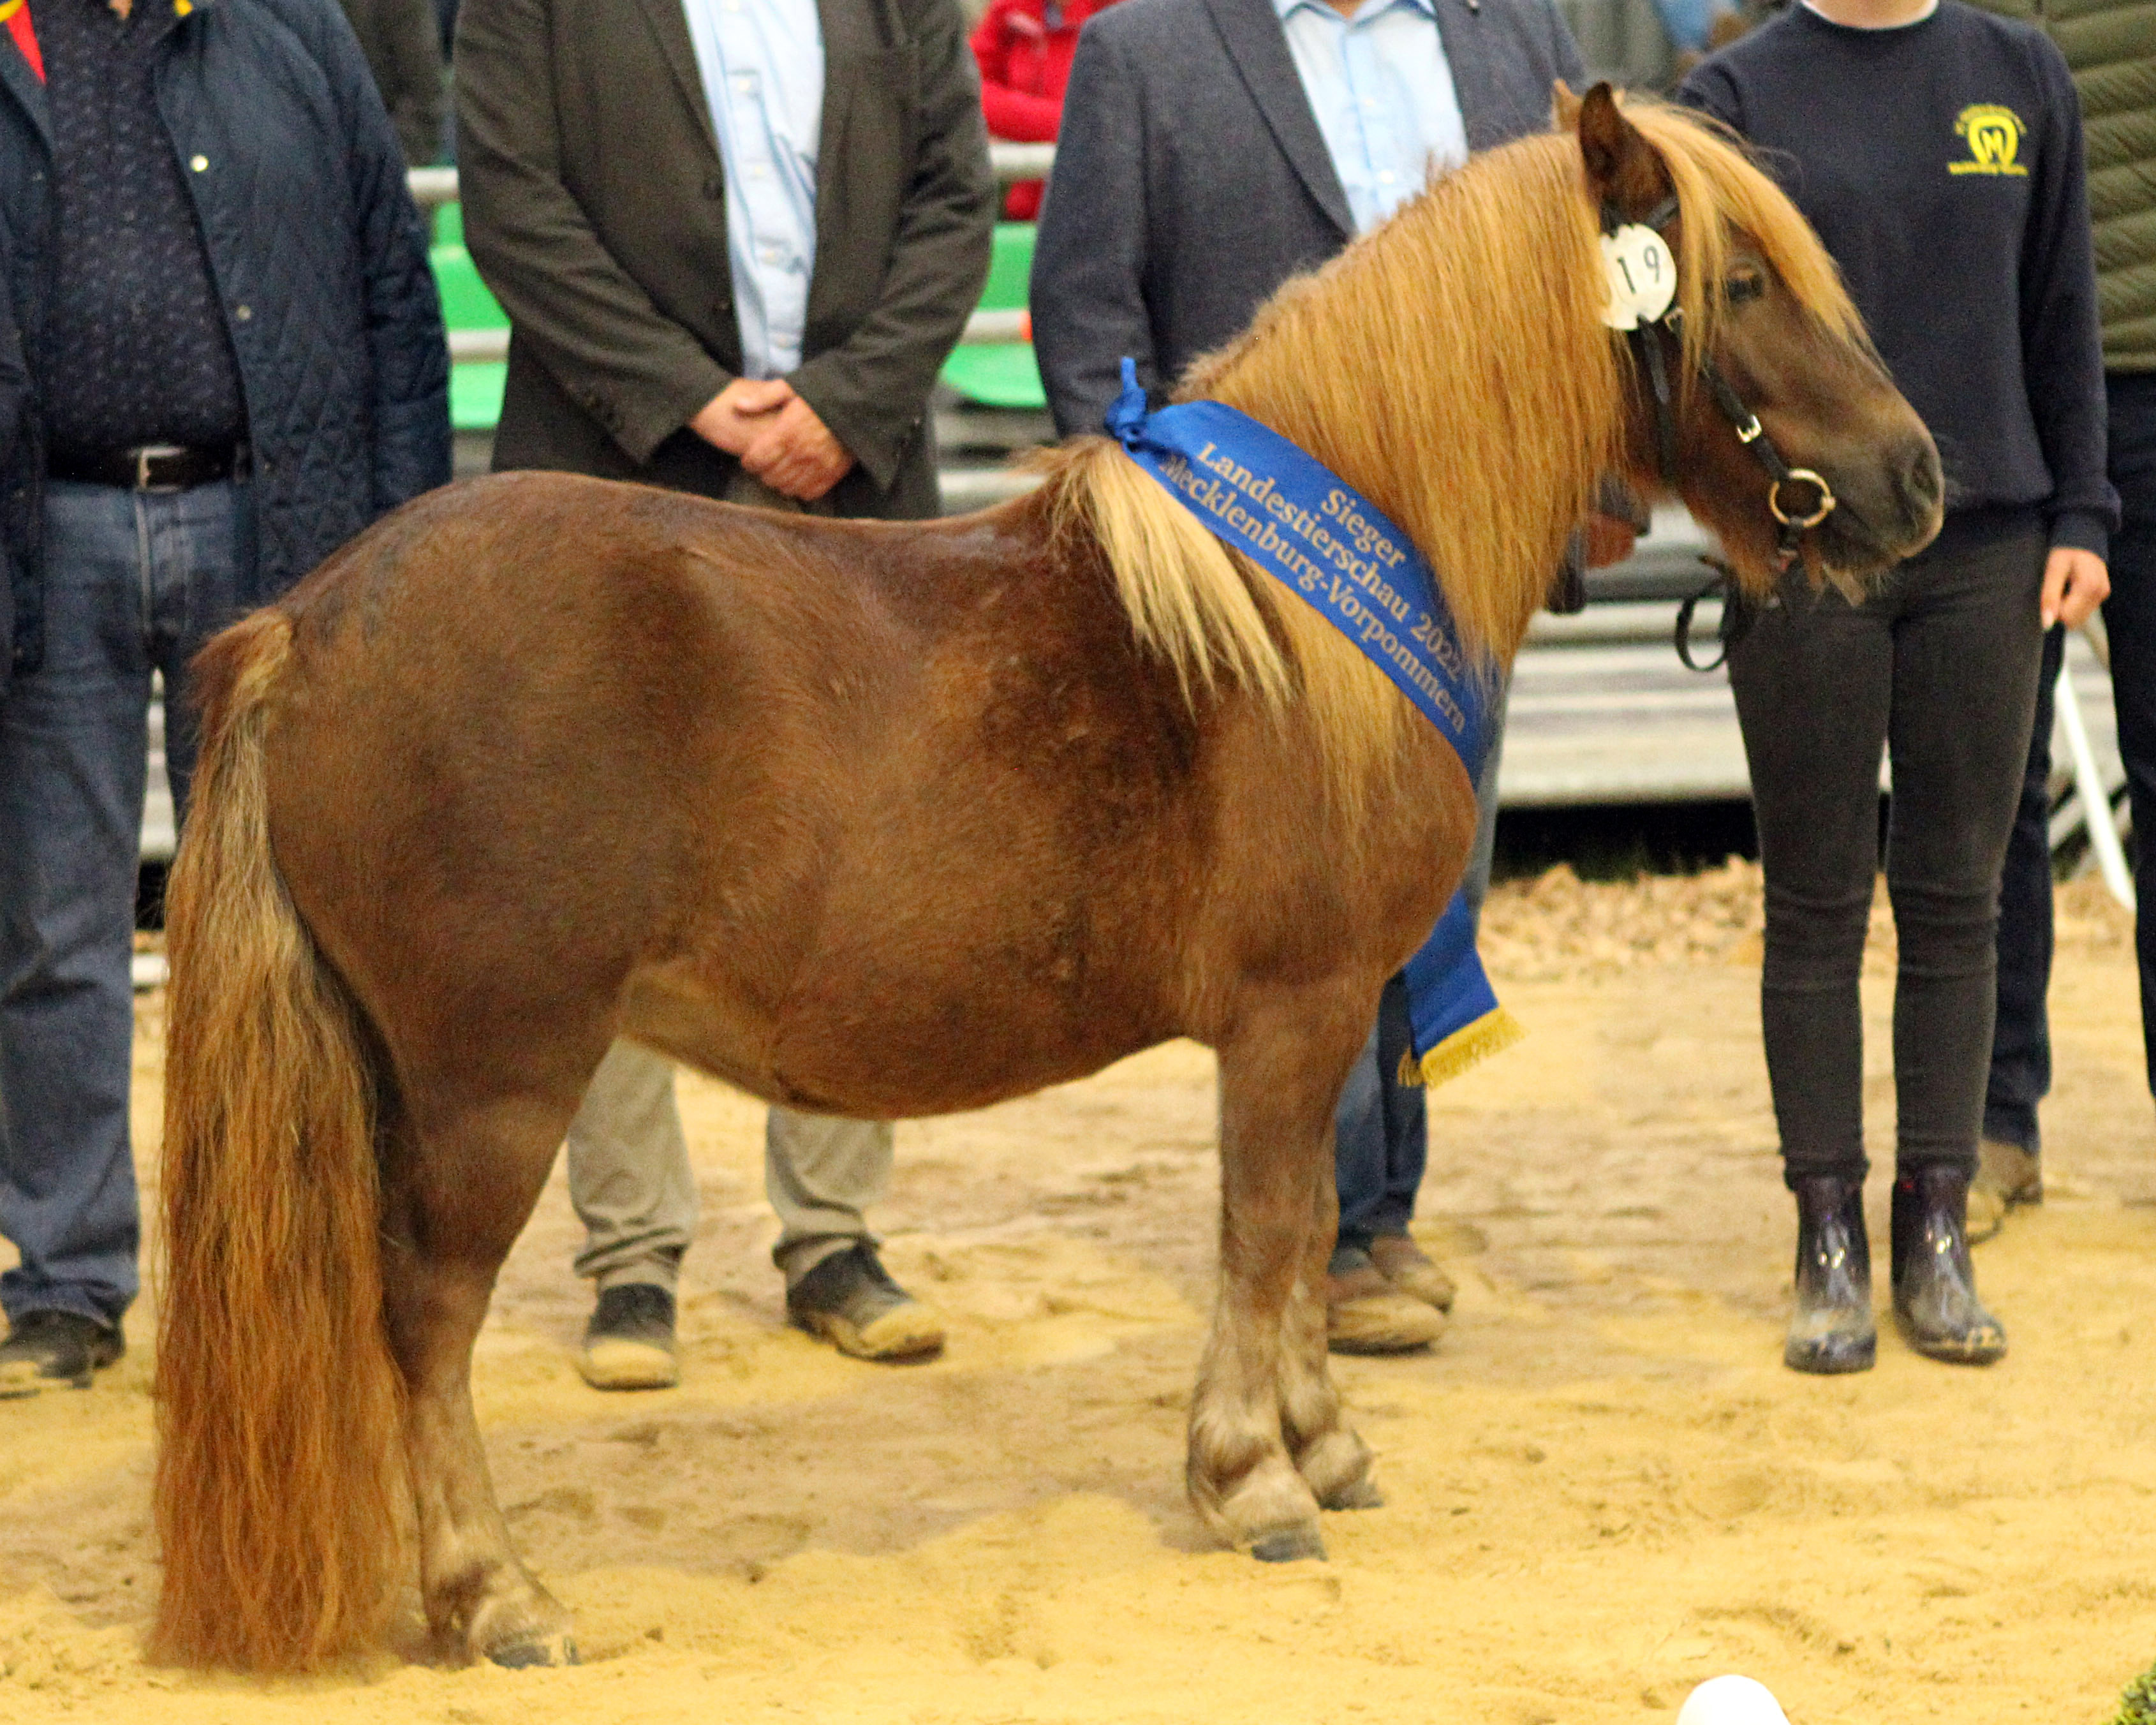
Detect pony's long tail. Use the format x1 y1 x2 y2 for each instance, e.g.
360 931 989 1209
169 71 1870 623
151 612 408 1672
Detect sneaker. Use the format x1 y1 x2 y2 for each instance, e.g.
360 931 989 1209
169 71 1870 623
575 1284 679 1391
0 1310 124 1398
1326 1248 1445 1355
1368 1232 1456 1312
786 1242 945 1361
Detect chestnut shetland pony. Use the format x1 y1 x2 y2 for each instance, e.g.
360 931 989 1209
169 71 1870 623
152 89 1942 1673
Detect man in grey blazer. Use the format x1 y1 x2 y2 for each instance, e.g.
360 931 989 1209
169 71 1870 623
1033 0 1625 1353
457 0 993 1386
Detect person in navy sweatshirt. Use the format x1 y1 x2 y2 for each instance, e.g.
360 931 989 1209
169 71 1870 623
1681 0 2116 1375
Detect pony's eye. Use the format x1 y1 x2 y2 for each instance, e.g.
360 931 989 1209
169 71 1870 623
1725 268 1766 305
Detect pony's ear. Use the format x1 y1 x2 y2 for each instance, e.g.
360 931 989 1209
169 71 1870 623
1551 79 1584 128
1575 81 1667 216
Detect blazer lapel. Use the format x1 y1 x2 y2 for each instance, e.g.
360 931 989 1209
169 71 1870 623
1201 0 1352 241
1431 0 1504 152
631 0 722 163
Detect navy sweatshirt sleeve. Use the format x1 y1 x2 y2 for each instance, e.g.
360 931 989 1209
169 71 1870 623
2013 40 2109 558
1679 3 2118 561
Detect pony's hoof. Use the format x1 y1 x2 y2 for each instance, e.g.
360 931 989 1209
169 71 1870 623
1320 1476 1384 1511
489 1633 579 1669
1249 1525 1326 1563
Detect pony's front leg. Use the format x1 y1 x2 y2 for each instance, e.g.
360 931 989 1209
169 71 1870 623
1280 1159 1380 1511
381 1093 579 1668
1193 1010 1366 1560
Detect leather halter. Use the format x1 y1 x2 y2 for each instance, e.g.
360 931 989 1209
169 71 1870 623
1602 195 1836 574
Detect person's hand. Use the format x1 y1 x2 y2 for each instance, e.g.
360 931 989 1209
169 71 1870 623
740 393 855 501
689 377 794 455
1582 510 1639 569
2041 547 2110 630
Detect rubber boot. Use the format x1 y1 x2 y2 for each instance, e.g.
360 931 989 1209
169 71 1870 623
1784 1175 1875 1375
1891 1166 2007 1365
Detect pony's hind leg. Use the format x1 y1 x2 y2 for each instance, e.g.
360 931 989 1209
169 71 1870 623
1192 1005 1368 1561
1280 1157 1379 1511
379 1085 581 1667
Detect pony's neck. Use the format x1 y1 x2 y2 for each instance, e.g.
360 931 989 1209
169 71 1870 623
1185 137 1624 662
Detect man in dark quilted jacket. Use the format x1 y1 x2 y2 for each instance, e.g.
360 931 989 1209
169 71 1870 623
0 0 450 1397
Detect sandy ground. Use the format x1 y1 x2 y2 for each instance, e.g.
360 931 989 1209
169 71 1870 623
3 866 2153 1724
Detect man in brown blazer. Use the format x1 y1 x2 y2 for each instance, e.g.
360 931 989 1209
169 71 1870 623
456 0 993 1385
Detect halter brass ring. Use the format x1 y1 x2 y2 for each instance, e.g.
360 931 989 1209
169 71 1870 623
1769 470 1836 529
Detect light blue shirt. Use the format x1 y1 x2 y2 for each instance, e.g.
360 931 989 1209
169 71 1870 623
682 0 824 379
1273 0 1468 235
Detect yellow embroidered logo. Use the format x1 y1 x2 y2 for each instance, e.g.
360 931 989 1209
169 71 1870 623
1951 104 2029 177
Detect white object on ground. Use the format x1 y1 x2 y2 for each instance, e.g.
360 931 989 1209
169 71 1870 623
1676 1675 1791 1725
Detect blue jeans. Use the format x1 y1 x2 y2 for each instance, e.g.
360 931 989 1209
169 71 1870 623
0 478 249 1329
1333 694 1505 1259
1987 371 2156 1150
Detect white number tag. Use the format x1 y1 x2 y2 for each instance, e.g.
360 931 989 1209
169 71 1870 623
1599 223 1677 330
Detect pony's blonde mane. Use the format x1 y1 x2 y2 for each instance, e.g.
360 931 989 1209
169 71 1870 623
1034 98 1862 811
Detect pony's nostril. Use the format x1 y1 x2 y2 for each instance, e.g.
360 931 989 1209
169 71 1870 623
1901 442 1942 506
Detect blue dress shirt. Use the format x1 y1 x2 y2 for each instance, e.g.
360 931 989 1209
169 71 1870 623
1273 0 1468 235
682 0 824 379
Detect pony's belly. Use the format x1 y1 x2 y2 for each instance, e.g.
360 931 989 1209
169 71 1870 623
769 966 1179 1121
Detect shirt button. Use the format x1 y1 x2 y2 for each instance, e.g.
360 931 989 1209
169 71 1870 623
233 304 252 321
189 154 208 172
747 163 767 180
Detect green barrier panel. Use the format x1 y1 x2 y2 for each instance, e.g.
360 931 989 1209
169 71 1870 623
430 211 1048 427
431 219 510 433
450 364 508 435
431 242 507 330
941 221 1045 411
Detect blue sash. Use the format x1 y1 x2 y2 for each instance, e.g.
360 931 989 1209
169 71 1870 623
1105 360 1523 1086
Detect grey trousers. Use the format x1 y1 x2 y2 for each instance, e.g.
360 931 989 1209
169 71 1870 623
566 467 893 1294
566 1040 894 1291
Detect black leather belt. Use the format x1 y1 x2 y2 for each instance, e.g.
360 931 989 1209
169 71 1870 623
48 442 247 491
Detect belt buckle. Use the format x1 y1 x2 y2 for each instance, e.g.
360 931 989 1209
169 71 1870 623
134 444 188 491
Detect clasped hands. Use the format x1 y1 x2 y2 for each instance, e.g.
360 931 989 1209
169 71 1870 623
690 376 854 501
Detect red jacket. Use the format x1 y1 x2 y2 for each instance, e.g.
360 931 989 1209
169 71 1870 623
970 0 1114 219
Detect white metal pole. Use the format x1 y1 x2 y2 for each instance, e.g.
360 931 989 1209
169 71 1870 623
2056 658 2135 912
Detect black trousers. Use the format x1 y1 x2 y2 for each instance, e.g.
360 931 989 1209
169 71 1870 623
1982 623 2067 1154
1986 371 2156 1150
1729 510 2048 1185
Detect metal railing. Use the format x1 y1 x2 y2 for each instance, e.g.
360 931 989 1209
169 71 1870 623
413 142 1055 207
418 148 1052 351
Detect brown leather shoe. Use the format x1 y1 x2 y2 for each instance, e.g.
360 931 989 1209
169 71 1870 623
0 1310 124 1398
1969 1140 2041 1245
1368 1233 1456 1312
1327 1248 1445 1355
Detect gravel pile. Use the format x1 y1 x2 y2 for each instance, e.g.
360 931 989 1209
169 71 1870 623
1482 857 2134 983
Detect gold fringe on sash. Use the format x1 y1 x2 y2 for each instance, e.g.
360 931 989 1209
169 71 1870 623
1395 1006 1527 1090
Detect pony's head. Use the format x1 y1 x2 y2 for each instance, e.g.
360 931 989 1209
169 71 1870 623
1562 82 1943 593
